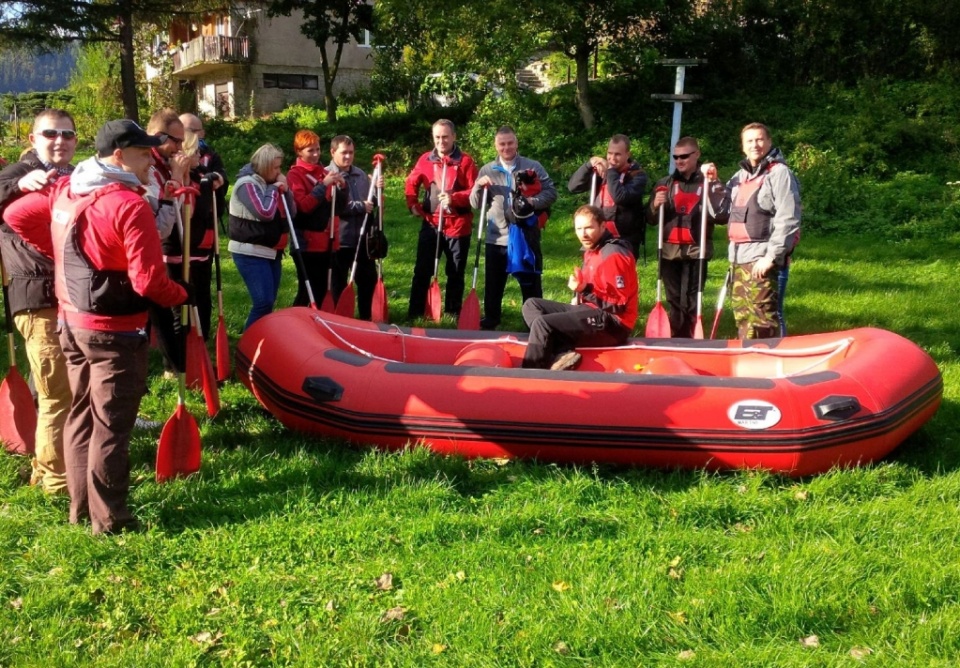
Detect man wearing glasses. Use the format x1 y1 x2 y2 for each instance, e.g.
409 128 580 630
0 108 78 493
647 136 726 338
567 134 648 259
145 108 194 376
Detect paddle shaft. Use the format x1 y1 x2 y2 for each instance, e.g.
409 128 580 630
432 158 449 280
695 179 710 320
710 266 732 339
347 163 380 285
208 178 225 320
470 186 488 290
655 188 665 303
281 192 317 308
326 184 337 294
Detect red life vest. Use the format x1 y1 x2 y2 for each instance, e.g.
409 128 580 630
665 182 703 244
728 165 776 243
51 183 150 316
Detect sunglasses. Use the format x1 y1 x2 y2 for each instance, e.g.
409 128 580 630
40 129 77 140
672 151 697 160
160 133 184 145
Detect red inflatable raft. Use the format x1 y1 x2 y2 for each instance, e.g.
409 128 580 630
236 308 942 476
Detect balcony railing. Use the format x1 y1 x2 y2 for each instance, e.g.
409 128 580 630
173 35 250 73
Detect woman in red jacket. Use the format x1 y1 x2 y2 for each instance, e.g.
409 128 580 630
285 130 347 307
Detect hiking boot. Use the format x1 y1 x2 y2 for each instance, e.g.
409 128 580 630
550 351 582 371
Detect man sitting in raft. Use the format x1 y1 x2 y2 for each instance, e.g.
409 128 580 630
521 205 638 371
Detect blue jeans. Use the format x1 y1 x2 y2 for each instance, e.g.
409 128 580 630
233 251 282 331
777 263 790 337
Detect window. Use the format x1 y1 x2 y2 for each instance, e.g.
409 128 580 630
263 73 320 90
359 29 372 48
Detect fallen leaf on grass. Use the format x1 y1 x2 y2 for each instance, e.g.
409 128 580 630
553 640 570 655
9 597 22 611
678 649 696 660
668 568 683 580
432 643 447 654
668 610 687 625
552 581 571 592
669 556 682 568
375 573 394 591
794 489 809 501
850 646 873 660
189 630 224 646
325 600 336 611
800 635 820 648
381 606 406 623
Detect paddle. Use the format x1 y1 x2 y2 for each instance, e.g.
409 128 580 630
281 190 317 309
157 188 202 482
209 178 230 382
645 185 670 338
426 156 448 322
336 161 381 318
174 190 218 414
709 266 732 340
320 184 338 313
371 154 389 323
692 171 710 339
458 185 488 330
0 251 36 456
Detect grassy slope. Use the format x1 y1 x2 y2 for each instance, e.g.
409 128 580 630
2 82 960 665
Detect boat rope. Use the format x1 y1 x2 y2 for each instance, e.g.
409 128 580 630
310 313 854 373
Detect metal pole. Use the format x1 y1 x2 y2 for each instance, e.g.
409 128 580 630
668 66 686 174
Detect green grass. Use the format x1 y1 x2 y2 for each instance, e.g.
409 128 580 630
2 177 960 666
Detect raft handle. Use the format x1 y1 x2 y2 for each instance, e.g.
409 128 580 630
814 395 861 421
303 377 344 403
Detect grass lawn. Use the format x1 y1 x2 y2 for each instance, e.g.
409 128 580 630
1 180 959 666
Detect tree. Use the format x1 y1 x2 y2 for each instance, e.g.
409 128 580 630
0 0 215 122
263 0 373 122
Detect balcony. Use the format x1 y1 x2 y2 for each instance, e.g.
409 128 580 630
173 35 250 76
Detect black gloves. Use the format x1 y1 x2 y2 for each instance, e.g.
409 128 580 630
176 279 196 306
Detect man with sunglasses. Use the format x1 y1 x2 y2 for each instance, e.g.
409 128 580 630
647 136 726 338
568 134 648 259
0 108 78 494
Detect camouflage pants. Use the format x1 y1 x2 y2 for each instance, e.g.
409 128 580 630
730 262 780 339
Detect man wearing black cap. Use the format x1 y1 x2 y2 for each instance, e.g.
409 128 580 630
4 119 191 535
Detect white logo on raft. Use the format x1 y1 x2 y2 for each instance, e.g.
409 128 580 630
728 400 782 430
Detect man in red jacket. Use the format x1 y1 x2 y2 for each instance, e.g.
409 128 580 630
404 119 478 318
521 205 638 370
4 119 190 534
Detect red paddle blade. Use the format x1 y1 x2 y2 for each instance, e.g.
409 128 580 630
336 284 356 318
0 369 37 455
321 292 336 313
693 317 705 340
199 345 220 417
426 279 442 322
215 316 230 383
458 290 480 330
185 333 205 390
372 279 388 323
156 403 202 482
645 301 670 338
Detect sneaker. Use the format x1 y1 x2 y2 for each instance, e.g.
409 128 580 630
550 351 582 371
134 416 162 431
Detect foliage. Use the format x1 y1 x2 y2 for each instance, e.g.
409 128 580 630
64 44 127 140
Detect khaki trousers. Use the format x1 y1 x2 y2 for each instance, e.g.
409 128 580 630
14 308 69 494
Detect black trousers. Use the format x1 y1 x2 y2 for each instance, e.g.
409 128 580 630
408 222 470 317
293 250 335 308
151 258 213 372
661 258 707 338
482 243 542 329
333 246 378 320
521 298 629 368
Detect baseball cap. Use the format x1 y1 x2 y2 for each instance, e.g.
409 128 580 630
95 119 163 155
